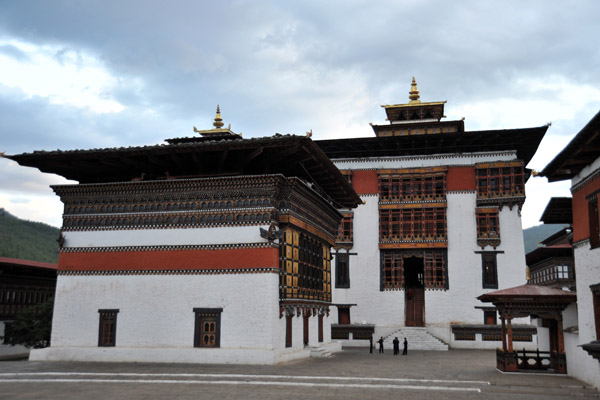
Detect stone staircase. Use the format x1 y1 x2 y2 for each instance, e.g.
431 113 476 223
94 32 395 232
307 346 334 358
383 327 448 351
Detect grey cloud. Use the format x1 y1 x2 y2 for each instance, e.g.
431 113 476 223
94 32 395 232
0 44 29 61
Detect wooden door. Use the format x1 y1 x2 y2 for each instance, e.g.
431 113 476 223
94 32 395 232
405 288 425 327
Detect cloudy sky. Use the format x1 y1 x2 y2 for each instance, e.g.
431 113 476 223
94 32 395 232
1 0 599 229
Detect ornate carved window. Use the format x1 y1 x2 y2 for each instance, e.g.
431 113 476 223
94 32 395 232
476 162 524 199
476 208 500 247
336 213 353 245
379 207 446 242
98 309 119 347
280 229 331 302
381 249 447 290
378 171 446 202
193 308 222 348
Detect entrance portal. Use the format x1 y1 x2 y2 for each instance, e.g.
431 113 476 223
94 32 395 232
404 256 425 327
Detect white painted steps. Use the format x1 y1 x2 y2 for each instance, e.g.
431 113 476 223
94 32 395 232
383 327 448 351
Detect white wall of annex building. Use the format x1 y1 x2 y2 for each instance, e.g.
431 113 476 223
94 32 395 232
31 273 329 364
567 244 600 389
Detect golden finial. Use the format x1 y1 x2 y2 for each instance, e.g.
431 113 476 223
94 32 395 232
213 105 224 129
408 77 421 104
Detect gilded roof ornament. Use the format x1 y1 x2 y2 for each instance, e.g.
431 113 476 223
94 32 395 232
213 104 225 129
409 77 421 104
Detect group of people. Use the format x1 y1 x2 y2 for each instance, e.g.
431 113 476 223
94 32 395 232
370 336 407 355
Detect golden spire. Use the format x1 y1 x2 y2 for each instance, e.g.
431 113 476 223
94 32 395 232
408 77 421 104
213 105 224 129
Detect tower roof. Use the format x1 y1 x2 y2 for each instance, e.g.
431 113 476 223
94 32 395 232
379 78 447 124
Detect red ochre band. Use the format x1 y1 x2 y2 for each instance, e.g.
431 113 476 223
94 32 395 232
58 247 280 272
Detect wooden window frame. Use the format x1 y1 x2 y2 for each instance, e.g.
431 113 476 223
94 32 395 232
338 306 351 325
98 309 119 347
379 207 446 242
378 172 446 202
481 252 498 289
336 213 354 243
589 197 600 249
280 229 331 302
484 310 497 325
476 163 524 199
476 209 500 239
381 249 448 290
193 308 223 348
285 314 293 348
591 284 600 340
335 252 350 289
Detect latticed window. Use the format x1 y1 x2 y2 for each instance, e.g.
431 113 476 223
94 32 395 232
98 309 118 347
280 229 331 302
476 208 500 239
476 162 524 198
379 207 446 241
379 171 446 202
193 308 222 348
336 213 353 244
381 250 447 290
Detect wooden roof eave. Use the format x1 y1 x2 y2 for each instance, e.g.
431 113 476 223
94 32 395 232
6 135 362 209
541 109 600 182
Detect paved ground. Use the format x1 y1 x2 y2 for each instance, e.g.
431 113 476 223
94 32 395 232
0 348 598 399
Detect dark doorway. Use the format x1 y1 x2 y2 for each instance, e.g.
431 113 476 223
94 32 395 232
404 256 425 327
303 315 309 346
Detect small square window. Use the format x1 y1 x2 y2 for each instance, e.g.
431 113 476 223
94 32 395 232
484 310 497 325
193 308 222 348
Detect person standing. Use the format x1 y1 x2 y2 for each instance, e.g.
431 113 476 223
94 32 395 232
369 337 373 354
378 336 384 354
402 337 408 355
393 337 400 355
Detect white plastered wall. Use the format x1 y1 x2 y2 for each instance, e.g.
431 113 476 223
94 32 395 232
332 152 534 349
32 272 326 364
567 244 600 389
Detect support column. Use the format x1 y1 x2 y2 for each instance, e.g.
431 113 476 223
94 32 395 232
502 313 518 372
506 314 513 352
500 316 507 351
557 314 565 354
555 313 567 373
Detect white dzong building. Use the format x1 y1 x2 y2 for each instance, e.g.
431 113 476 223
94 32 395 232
316 79 548 348
6 108 361 364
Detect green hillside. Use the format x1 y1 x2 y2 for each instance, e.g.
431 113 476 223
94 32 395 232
0 208 60 263
522 223 565 254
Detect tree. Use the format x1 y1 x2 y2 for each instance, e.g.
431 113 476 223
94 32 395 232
6 298 54 348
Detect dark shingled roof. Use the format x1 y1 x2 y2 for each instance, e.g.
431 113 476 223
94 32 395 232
5 135 362 209
316 126 548 165
540 197 572 224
